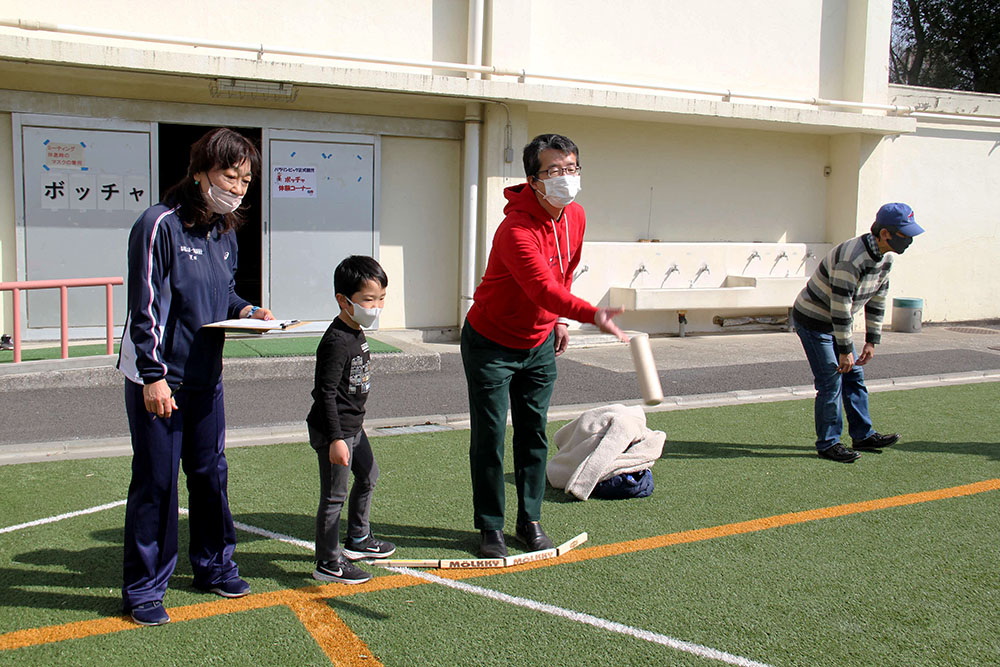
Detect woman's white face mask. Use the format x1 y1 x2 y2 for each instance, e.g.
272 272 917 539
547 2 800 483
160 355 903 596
202 182 243 215
536 174 582 208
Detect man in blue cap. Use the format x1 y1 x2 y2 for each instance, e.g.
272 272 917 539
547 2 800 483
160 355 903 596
792 203 925 462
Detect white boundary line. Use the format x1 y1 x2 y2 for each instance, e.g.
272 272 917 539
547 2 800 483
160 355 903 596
188 508 316 552
1 502 315 556
0 499 127 534
391 566 772 667
6 502 771 665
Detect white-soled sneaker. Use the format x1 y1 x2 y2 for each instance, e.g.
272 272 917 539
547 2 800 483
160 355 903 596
313 558 371 584
343 534 396 560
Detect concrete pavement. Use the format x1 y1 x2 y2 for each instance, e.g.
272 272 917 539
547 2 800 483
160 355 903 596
3 323 1000 464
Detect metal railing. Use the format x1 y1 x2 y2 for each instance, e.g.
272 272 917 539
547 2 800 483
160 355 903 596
0 277 123 363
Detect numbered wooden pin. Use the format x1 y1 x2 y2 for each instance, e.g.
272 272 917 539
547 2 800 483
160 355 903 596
629 333 663 405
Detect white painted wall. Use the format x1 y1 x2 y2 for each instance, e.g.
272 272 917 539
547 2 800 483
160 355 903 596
526 113 830 243
881 121 1000 323
378 136 461 329
7 0 470 74
486 0 851 101
6 0 862 101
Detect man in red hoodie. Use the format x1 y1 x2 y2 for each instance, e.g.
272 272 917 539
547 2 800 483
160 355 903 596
462 133 628 558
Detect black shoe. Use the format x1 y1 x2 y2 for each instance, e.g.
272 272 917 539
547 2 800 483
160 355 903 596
196 576 251 598
0 335 12 351
515 522 555 552
478 530 508 558
343 534 396 560
129 600 170 626
313 558 371 584
818 443 861 463
853 432 900 450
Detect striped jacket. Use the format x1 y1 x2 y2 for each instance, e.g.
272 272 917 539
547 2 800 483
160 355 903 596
792 233 893 355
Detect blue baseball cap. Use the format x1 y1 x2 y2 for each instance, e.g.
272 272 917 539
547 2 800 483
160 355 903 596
875 203 924 236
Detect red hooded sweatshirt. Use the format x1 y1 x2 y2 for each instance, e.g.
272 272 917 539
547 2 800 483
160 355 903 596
466 182 598 349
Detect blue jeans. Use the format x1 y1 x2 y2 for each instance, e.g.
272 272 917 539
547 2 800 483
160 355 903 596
795 326 875 451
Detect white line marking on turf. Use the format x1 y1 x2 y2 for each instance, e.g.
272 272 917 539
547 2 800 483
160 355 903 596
0 499 128 534
391 567 772 667
0 501 315 555
177 507 316 552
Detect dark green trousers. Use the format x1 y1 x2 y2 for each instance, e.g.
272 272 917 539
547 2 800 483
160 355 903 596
461 321 557 530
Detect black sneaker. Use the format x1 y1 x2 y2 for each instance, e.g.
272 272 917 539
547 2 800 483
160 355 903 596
313 558 371 584
197 576 251 598
0 335 12 351
852 432 900 450
129 600 170 626
343 534 396 560
818 443 861 463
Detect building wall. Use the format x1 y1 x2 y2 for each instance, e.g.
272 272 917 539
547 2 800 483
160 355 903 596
881 87 1000 322
514 0 847 100
526 113 830 243
1 3 997 338
8 0 471 76
379 136 461 329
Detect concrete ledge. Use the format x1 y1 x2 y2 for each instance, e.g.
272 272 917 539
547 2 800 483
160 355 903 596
4 369 999 466
0 349 440 391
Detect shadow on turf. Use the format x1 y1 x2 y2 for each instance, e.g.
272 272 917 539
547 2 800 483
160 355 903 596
892 440 1000 460
1 523 318 616
660 439 815 459
235 512 484 558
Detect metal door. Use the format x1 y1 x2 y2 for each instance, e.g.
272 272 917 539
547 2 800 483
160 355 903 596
264 130 378 321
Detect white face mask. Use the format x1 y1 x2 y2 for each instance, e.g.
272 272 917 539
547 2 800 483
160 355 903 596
202 182 243 215
537 174 581 208
347 298 381 329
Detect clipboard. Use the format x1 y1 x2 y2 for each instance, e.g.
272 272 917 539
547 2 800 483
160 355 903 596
203 318 306 333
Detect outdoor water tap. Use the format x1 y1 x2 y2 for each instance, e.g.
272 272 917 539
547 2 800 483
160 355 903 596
775 251 788 260
690 263 710 287
573 264 590 281
747 251 761 261
629 263 649 287
660 263 679 287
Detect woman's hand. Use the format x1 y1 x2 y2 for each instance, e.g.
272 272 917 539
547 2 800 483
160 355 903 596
240 305 274 321
143 379 178 418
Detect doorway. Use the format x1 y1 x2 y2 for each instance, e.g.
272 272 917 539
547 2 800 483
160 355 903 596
157 124 263 305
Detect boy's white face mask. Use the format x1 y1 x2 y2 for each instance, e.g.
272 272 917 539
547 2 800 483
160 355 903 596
347 298 381 329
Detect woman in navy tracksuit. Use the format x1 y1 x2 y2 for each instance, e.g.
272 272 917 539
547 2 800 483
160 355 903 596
116 128 272 626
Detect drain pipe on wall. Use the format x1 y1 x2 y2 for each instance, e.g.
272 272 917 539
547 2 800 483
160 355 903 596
459 0 485 323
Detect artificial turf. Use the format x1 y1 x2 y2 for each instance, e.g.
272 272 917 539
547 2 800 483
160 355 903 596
1 382 998 666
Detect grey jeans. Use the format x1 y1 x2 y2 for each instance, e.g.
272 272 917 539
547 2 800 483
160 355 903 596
309 426 379 562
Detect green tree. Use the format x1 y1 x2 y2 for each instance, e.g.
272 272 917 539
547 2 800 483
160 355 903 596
890 0 1000 93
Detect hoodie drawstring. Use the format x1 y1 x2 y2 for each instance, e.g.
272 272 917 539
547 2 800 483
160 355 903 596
550 217 570 279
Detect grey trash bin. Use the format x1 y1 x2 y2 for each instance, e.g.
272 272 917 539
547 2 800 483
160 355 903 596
892 297 923 333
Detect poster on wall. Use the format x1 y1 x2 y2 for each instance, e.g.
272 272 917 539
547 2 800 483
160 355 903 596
272 165 317 197
21 122 153 328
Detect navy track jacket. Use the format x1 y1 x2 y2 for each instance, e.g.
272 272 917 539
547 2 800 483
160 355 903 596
117 204 250 390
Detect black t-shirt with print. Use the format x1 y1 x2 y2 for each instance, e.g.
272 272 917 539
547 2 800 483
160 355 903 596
306 317 371 445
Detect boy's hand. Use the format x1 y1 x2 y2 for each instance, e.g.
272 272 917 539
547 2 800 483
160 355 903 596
329 439 350 466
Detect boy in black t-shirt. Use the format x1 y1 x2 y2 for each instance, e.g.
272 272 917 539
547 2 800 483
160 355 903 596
307 255 395 584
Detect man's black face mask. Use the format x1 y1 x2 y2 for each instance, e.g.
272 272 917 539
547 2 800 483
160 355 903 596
887 232 913 254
